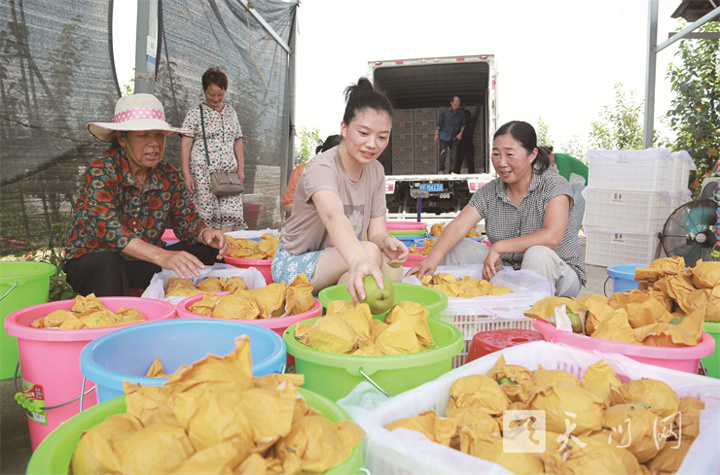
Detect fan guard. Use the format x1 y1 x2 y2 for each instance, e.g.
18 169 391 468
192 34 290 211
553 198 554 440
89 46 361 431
659 199 718 267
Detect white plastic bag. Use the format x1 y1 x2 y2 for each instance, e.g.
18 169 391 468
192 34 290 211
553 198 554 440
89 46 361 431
141 263 266 306
338 341 720 475
405 265 553 321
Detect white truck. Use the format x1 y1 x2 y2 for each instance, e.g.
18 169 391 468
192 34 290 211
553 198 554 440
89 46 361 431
368 55 498 219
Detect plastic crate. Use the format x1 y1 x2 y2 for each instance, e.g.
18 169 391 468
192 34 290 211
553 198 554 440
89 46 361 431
414 133 435 149
394 108 413 122
392 158 413 175
413 108 436 122
584 188 675 232
391 133 413 148
584 226 660 267
391 146 413 161
440 313 533 368
587 149 674 192
670 151 694 192
414 119 435 132
415 145 436 160
414 159 437 175
393 120 413 135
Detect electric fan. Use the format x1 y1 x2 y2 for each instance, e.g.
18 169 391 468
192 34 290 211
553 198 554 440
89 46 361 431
659 199 719 267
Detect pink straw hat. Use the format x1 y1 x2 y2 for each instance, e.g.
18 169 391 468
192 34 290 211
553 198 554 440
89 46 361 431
87 93 189 142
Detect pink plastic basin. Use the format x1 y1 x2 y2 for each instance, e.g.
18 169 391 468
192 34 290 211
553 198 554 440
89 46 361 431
176 292 322 367
387 221 428 232
225 256 273 284
532 319 715 374
4 297 175 450
405 247 428 268
176 292 322 337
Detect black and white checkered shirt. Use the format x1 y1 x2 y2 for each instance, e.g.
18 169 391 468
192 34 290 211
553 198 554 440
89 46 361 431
470 171 587 285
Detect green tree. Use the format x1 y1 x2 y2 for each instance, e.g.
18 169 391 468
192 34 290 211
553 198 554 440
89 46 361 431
294 126 322 166
666 21 720 193
560 135 588 163
589 84 644 150
536 117 552 147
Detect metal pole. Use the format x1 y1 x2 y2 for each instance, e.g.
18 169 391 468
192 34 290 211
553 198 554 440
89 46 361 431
134 0 158 94
643 0 659 149
656 6 720 53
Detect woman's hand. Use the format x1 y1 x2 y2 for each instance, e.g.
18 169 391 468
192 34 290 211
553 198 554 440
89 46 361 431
346 257 384 304
405 259 438 281
183 173 196 194
236 169 244 183
157 249 207 279
201 228 229 259
380 235 408 268
483 246 502 281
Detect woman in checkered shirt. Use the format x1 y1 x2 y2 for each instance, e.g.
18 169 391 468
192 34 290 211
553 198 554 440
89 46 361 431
406 120 586 297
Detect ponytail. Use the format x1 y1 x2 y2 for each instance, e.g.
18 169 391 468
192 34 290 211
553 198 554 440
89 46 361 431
342 77 393 125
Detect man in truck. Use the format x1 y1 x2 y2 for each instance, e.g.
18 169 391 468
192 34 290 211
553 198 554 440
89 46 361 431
435 96 466 173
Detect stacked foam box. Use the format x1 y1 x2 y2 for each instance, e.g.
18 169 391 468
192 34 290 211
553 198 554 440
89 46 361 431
584 149 695 267
390 109 414 174
414 108 437 174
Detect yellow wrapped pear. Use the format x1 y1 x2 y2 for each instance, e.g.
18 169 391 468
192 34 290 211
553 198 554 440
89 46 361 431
223 276 248 293
446 375 509 416
460 431 544 474
645 439 693 474
603 403 668 463
375 315 424 355
532 365 581 387
384 410 457 446
527 381 605 436
384 301 433 345
285 273 315 315
305 317 357 354
274 416 365 474
188 292 222 317
213 292 261 320
197 276 224 292
248 282 287 319
71 413 143 474
582 360 622 406
444 406 501 435
543 432 643 475
677 396 705 442
611 379 680 421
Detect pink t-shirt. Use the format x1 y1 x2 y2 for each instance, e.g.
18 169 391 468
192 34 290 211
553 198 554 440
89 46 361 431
281 148 386 254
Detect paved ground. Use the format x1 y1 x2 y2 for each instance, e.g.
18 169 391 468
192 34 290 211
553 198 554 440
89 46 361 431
0 246 611 474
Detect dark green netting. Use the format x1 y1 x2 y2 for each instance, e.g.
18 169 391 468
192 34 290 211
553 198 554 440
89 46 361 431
0 0 297 254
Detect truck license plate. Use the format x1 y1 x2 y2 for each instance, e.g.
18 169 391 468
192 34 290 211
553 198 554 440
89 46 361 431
419 183 443 192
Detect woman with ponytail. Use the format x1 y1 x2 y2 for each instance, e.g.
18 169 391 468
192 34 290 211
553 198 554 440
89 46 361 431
407 120 586 297
272 78 408 302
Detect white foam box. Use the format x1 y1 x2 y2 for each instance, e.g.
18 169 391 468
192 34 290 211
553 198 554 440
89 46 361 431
337 341 720 475
583 188 676 232
584 225 660 267
587 149 674 192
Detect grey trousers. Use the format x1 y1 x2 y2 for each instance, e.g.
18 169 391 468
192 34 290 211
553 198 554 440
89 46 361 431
440 239 582 297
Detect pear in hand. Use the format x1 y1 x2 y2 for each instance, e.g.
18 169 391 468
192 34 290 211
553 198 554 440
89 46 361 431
359 275 396 315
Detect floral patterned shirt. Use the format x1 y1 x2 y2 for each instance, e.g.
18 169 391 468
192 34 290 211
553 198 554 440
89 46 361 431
63 147 206 266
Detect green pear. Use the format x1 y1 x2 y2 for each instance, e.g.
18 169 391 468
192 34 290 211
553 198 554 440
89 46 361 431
360 275 396 315
566 309 584 334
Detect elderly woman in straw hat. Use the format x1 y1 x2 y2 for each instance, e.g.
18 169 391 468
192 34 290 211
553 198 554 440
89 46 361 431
63 93 228 297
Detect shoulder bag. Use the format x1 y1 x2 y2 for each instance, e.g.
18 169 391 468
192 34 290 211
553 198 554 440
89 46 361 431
200 104 244 196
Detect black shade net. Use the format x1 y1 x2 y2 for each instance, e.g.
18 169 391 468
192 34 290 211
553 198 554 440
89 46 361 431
0 0 297 254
